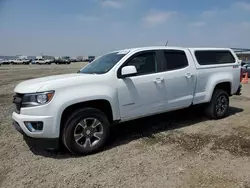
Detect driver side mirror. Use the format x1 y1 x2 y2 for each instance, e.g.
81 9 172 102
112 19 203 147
121 65 137 78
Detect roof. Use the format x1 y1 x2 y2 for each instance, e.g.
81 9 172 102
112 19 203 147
111 46 233 54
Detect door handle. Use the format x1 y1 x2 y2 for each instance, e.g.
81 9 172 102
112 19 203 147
185 73 193 78
154 77 164 83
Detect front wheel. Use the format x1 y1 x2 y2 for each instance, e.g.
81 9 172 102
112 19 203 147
205 89 229 119
62 108 110 155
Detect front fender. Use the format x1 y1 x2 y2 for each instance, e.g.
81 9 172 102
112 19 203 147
52 85 119 134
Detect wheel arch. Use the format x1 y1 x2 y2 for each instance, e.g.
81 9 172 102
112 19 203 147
59 99 116 136
204 72 233 103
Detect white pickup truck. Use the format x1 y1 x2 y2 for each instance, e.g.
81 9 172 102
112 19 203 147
12 46 241 155
35 57 53 64
11 58 31 65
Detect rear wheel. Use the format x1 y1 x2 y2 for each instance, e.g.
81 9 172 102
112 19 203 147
205 89 229 119
62 108 110 155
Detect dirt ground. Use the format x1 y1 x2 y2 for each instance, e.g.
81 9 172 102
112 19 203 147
1 63 250 188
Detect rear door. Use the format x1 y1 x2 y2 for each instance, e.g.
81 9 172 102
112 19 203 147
161 49 197 110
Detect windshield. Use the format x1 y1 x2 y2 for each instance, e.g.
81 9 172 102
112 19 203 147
79 51 128 74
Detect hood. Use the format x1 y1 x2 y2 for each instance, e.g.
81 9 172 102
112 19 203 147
14 73 104 93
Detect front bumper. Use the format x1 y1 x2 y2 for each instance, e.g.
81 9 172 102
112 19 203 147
12 112 59 149
12 121 59 149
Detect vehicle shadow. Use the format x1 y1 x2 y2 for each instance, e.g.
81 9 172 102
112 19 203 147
28 106 243 158
105 106 243 150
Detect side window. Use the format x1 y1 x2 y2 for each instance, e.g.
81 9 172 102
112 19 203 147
126 52 157 76
164 50 188 71
195 50 235 65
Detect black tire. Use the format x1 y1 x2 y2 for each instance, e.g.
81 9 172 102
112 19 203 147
205 89 229 119
62 108 110 155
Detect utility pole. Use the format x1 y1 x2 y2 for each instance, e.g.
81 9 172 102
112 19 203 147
165 41 168 46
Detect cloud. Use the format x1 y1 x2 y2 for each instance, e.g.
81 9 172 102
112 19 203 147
101 0 123 8
76 15 99 22
189 21 206 27
233 2 250 11
201 9 218 18
241 21 250 28
144 11 177 26
1 0 250 56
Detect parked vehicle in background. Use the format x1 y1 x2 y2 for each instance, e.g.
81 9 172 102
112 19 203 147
9 59 29 65
0 58 30 65
12 59 23 64
241 61 250 77
55 56 71 64
31 59 36 64
12 58 31 65
24 59 32 64
2 59 11 65
70 58 78 62
2 59 12 64
12 46 241 155
88 56 95 62
35 56 53 64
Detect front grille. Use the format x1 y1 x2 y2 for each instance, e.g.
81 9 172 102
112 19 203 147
13 93 24 114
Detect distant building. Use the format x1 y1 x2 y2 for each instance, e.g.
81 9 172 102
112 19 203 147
76 56 86 61
17 55 28 59
236 51 250 61
36 55 55 60
43 55 55 60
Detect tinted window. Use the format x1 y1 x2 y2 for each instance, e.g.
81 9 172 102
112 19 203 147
164 50 188 71
79 51 127 74
126 52 157 75
195 50 235 65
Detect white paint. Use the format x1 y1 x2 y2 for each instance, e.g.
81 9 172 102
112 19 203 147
12 46 241 139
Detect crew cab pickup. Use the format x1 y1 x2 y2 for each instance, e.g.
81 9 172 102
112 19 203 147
12 46 241 155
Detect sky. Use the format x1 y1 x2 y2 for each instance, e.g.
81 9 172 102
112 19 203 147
0 0 250 56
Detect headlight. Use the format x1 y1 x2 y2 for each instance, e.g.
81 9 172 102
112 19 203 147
22 91 54 107
36 94 48 104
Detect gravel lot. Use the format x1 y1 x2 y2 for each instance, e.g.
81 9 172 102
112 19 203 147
1 63 250 188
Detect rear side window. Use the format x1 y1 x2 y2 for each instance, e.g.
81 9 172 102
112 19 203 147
163 50 188 71
195 50 235 65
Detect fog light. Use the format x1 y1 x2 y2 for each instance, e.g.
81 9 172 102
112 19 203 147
24 121 43 132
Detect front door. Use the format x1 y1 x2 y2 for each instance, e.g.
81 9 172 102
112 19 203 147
117 51 167 120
